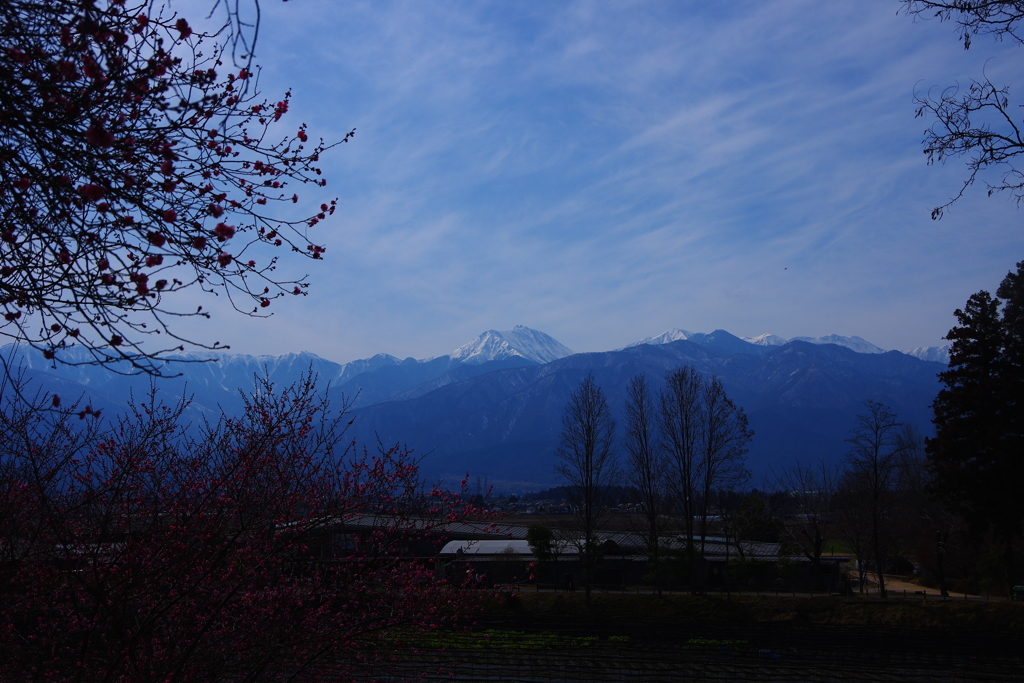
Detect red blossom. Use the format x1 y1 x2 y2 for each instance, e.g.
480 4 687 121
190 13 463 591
161 209 177 223
217 253 232 266
213 223 235 241
148 231 166 247
273 100 289 121
175 17 192 39
85 124 115 147
192 236 208 250
77 184 106 201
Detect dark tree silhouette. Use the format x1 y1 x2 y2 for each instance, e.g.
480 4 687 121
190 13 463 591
845 400 906 598
771 459 841 591
0 0 349 374
901 1 1024 217
697 376 751 554
555 372 617 606
623 374 667 594
659 366 750 591
833 469 874 593
928 260 1024 594
659 366 703 572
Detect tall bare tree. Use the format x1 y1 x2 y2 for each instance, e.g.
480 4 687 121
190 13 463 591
660 366 751 592
623 374 667 593
698 377 751 554
555 373 617 606
833 470 873 593
659 366 703 579
845 400 906 598
772 459 841 591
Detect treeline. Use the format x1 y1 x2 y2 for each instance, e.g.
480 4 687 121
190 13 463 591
544 261 1024 600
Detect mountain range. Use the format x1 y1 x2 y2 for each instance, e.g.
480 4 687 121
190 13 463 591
1 326 948 490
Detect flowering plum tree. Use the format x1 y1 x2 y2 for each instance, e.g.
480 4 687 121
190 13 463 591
0 373 484 681
0 0 350 374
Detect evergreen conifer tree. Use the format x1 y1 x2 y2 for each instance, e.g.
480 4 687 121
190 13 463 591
928 260 1024 593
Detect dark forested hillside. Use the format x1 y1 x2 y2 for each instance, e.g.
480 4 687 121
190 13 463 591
2 335 944 489
349 339 943 488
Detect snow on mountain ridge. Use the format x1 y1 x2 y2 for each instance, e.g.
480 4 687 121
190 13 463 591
789 334 887 354
903 345 950 364
623 329 693 349
743 333 787 346
449 325 573 365
629 330 895 355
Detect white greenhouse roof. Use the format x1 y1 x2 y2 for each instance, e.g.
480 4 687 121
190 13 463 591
440 540 579 556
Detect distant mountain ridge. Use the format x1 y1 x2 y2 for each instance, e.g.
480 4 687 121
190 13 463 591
627 328 949 364
3 324 949 490
0 325 567 412
347 337 944 488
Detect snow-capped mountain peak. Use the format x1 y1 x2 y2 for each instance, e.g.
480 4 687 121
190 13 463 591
743 333 787 346
903 345 950 364
624 328 693 348
789 334 886 354
449 325 573 365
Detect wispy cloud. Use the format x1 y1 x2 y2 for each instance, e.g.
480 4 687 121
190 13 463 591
174 0 1024 361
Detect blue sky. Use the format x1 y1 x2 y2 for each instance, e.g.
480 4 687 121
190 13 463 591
177 0 1023 362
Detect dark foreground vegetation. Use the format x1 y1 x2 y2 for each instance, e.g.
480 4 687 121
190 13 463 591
0 372 486 681
379 593 1024 682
